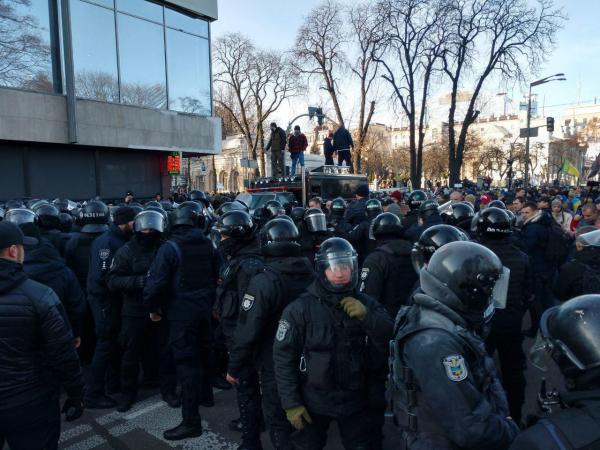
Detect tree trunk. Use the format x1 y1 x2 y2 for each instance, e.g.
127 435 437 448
257 123 266 176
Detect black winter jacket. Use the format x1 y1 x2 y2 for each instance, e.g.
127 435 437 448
359 238 418 319
273 281 393 418
554 248 600 301
0 259 83 410
87 225 130 300
23 239 86 337
515 210 553 273
107 236 161 317
64 231 105 290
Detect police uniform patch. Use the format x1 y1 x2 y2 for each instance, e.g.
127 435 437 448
361 268 369 280
276 320 290 341
443 355 468 382
99 249 110 260
241 294 255 311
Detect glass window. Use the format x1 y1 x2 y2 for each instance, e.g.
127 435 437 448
0 0 54 93
165 7 208 37
117 13 167 108
70 0 119 101
85 0 114 8
116 0 163 23
166 29 211 115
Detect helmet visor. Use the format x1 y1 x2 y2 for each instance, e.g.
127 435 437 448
5 209 36 225
305 213 327 233
134 212 165 233
316 253 358 293
491 267 510 310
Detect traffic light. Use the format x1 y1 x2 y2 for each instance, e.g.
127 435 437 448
546 116 555 133
316 107 324 126
308 106 324 126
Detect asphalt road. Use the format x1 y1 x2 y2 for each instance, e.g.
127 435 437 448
4 334 565 450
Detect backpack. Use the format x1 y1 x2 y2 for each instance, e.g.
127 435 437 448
544 220 573 266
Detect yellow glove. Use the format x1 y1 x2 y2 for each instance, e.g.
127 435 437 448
285 405 312 431
341 297 367 320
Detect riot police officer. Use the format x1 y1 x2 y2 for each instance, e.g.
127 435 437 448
441 202 475 233
298 208 333 261
143 204 218 440
327 197 347 230
476 207 531 424
342 198 382 263
213 210 265 441
402 190 428 233
85 205 136 409
33 203 65 255
107 210 176 412
411 224 469 274
360 212 417 318
511 294 600 449
273 237 393 449
404 199 443 242
228 218 315 450
389 241 519 449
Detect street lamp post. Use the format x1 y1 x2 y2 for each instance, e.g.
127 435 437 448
524 73 566 187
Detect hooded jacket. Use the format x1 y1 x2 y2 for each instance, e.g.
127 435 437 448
516 210 553 273
23 239 86 337
0 258 83 410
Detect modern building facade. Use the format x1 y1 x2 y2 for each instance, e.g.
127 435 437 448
0 0 220 200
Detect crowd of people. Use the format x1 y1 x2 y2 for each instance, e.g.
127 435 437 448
0 182 600 450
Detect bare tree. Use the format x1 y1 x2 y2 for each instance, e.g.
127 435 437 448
0 0 51 90
214 33 297 175
74 70 119 102
442 0 565 185
293 0 347 128
348 2 381 174
373 0 448 188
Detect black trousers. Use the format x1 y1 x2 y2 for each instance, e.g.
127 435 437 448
261 362 294 449
0 395 60 450
290 410 374 450
485 331 526 423
337 149 353 172
236 368 264 449
169 318 212 423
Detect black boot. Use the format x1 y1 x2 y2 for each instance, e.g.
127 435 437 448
85 395 117 409
229 417 242 432
117 394 136 413
164 388 203 441
163 418 203 441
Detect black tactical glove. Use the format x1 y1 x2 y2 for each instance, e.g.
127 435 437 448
62 397 84 422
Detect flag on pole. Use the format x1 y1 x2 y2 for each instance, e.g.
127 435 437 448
560 159 580 178
588 154 600 179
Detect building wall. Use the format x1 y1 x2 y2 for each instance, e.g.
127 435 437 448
168 0 218 20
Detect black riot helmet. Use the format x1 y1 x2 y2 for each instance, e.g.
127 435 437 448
412 224 469 273
134 210 166 234
144 206 169 227
530 295 600 381
408 190 428 210
216 202 233 217
33 203 60 230
366 199 383 219
79 201 109 233
488 200 506 210
505 209 517 228
304 208 327 233
443 202 474 226
176 201 206 228
263 200 285 221
477 207 512 239
259 217 301 257
160 201 174 212
421 241 506 325
144 201 163 210
330 197 346 218
0 208 4 221
370 212 403 240
58 213 73 233
290 207 306 225
188 190 210 206
5 208 37 226
129 205 144 217
419 199 439 220
216 200 247 217
315 237 359 294
5 199 24 210
53 198 70 213
214 210 255 240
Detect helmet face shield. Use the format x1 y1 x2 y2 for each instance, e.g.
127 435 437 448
316 252 358 293
491 267 510 310
305 212 327 233
134 211 165 233
5 208 36 225
411 245 426 274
